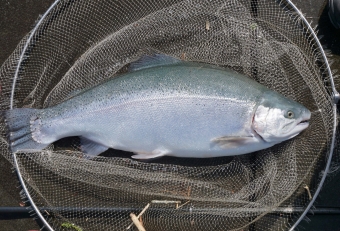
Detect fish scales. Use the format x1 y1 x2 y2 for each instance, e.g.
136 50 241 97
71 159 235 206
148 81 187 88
40 64 261 157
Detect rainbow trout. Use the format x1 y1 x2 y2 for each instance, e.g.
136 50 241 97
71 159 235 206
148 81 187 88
4 54 311 159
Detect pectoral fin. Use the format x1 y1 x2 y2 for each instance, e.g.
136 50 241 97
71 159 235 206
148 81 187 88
212 136 254 148
80 137 109 157
132 148 169 159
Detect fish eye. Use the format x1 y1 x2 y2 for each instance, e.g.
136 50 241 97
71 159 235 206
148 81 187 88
287 110 294 119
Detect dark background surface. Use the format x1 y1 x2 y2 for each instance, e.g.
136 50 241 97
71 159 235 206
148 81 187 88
0 0 339 230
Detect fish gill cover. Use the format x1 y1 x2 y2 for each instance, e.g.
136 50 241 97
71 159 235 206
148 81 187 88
0 0 337 230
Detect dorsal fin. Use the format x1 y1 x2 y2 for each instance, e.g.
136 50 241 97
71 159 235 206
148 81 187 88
129 54 181 71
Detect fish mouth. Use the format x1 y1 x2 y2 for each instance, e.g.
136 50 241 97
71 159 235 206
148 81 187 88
286 122 309 140
298 118 309 125
287 115 310 139
296 120 309 130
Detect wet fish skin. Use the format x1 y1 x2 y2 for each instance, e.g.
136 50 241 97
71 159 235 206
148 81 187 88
4 55 311 159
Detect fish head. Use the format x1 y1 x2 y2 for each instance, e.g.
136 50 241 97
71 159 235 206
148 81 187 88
252 91 311 143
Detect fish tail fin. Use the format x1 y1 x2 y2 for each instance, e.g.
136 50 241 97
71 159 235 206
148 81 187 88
2 108 49 153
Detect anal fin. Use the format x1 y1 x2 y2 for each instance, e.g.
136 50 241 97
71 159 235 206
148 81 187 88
132 148 169 159
80 137 108 157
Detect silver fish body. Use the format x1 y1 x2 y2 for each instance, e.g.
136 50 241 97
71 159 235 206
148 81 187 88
4 55 311 159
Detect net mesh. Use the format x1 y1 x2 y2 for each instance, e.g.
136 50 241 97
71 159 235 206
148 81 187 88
0 0 337 230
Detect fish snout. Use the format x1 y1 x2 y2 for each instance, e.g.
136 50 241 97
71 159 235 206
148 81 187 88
297 108 311 127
